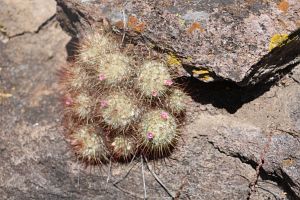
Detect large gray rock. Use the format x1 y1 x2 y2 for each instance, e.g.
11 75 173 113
0 0 56 38
56 0 300 86
0 0 299 199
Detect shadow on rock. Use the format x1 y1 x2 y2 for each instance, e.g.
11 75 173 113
176 62 298 114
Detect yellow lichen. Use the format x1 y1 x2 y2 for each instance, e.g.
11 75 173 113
282 158 295 167
269 34 289 51
0 92 12 98
167 53 181 67
192 69 210 75
199 75 214 82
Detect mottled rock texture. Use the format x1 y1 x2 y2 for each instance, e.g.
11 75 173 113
0 0 299 200
56 0 300 85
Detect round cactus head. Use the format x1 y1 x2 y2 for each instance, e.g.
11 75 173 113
136 61 172 98
166 89 188 114
96 53 133 87
100 92 140 129
138 109 177 157
63 64 90 92
72 93 94 119
111 135 136 161
71 124 109 164
77 33 117 65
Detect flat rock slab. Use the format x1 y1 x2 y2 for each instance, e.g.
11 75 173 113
0 0 56 37
1 0 299 199
56 0 300 85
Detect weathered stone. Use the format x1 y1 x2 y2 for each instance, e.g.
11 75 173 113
193 114 300 197
55 0 300 86
0 0 56 38
1 0 299 199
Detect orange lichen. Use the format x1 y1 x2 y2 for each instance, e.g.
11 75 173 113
187 22 204 34
278 0 289 12
128 16 138 27
127 16 146 33
133 22 146 33
115 21 124 29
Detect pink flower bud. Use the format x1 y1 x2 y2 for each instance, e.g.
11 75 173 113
160 111 169 120
98 73 106 81
164 79 173 86
152 91 158 97
100 100 108 108
147 132 154 140
65 97 73 106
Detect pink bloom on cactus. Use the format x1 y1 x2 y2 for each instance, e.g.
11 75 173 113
164 79 173 86
65 97 73 106
160 111 169 120
100 100 108 108
98 73 106 81
147 132 154 140
152 91 158 97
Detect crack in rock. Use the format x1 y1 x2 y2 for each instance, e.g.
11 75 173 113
208 126 300 198
1 14 56 42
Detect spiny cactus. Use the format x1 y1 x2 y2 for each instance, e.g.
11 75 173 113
138 109 178 157
94 53 133 88
136 61 173 99
68 93 95 120
100 92 140 129
61 31 187 165
110 135 136 161
77 33 117 65
70 124 109 164
166 89 188 114
61 64 91 92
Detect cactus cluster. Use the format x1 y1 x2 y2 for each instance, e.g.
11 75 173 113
61 32 188 164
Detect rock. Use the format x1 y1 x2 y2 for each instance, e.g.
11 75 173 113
56 0 300 86
190 114 300 197
0 0 56 38
1 0 299 199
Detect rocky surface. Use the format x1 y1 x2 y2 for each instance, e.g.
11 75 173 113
0 0 299 200
56 0 300 86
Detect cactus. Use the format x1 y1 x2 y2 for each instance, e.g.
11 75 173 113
166 89 188 114
70 124 109 164
77 33 117 65
100 92 140 129
110 135 136 161
61 31 187 165
137 109 178 157
136 61 173 99
71 93 95 119
94 53 133 88
62 64 91 92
